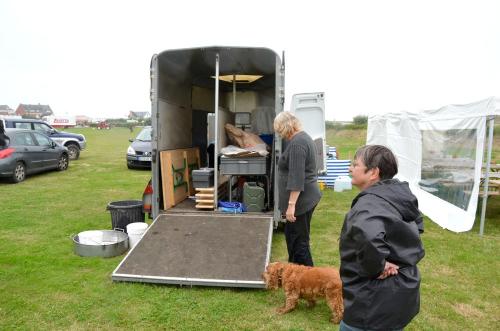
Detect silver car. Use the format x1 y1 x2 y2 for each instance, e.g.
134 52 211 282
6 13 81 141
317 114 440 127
126 126 152 169
0 129 69 183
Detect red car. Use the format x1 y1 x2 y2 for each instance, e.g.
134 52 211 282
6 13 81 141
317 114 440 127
97 121 110 130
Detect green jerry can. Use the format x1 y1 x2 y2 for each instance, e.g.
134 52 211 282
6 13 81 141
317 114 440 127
243 182 265 212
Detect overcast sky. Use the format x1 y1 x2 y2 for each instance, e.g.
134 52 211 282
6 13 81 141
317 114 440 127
1 0 499 121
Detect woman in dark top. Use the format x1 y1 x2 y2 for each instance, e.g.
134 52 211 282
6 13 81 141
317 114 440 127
273 112 322 266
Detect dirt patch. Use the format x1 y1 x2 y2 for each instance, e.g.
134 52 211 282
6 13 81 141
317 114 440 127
453 303 484 318
435 265 455 276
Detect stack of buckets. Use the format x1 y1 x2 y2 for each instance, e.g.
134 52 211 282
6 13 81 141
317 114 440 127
126 222 148 248
106 200 148 249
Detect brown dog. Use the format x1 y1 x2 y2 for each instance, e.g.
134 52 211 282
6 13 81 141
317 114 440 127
262 262 343 324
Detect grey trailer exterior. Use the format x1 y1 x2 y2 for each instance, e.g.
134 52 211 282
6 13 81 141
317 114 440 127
150 46 284 224
113 47 284 288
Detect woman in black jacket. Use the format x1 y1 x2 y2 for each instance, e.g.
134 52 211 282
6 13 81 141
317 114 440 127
339 145 425 331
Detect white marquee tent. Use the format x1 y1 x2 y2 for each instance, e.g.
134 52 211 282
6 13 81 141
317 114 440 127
367 97 499 233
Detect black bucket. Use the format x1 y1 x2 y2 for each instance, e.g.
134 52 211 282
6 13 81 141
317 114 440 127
107 200 144 232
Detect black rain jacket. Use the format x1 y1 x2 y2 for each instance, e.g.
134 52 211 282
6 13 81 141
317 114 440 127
339 179 425 330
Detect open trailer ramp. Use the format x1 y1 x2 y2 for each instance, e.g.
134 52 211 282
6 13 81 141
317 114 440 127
112 213 273 288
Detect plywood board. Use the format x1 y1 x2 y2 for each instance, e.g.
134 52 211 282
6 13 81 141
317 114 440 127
160 150 189 209
182 148 201 196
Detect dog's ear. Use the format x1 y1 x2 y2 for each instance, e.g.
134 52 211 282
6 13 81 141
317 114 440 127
274 262 287 287
276 262 288 287
265 262 283 289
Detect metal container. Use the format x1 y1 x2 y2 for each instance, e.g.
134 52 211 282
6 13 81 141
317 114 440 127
192 168 214 188
243 182 265 212
73 230 129 258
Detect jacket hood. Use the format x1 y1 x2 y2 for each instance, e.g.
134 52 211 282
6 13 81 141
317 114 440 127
354 179 421 224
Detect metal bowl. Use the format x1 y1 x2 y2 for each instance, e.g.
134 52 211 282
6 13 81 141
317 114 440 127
73 230 129 258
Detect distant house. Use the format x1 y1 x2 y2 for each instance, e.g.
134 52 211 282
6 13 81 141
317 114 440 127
16 104 54 119
0 105 14 116
75 115 92 126
128 111 150 120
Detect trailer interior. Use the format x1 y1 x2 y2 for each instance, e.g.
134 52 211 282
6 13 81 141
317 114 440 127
152 47 282 217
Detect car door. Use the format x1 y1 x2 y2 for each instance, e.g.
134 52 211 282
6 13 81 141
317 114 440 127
12 132 42 172
33 122 54 136
32 132 59 169
13 121 32 130
290 92 327 174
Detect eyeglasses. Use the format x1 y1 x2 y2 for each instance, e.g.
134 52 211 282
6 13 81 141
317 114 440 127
351 160 364 168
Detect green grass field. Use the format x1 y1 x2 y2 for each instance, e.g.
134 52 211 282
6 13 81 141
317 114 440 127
0 127 498 330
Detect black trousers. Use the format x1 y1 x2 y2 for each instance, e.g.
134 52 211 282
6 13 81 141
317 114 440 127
284 205 316 267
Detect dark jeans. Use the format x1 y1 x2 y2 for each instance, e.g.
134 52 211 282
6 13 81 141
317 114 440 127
284 205 316 266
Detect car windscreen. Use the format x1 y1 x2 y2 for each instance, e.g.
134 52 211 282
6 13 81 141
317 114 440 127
135 127 152 141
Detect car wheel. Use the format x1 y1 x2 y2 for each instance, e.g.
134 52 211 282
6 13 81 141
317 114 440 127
66 144 80 160
12 162 26 183
57 154 69 171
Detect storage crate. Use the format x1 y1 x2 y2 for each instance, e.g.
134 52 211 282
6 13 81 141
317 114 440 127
220 156 266 175
192 168 214 188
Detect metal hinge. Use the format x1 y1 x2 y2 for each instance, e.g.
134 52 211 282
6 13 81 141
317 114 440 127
150 89 155 102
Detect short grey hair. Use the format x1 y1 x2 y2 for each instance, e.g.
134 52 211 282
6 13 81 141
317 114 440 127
354 145 398 180
273 112 302 139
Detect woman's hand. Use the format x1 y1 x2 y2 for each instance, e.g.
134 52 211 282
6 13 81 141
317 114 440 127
286 204 296 222
377 261 399 279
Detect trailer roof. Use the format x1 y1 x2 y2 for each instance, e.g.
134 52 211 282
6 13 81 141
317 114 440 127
156 46 280 91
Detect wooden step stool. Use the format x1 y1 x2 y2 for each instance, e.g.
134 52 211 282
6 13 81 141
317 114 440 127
195 187 215 209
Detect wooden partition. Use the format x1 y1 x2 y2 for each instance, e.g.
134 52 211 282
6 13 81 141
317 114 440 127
160 147 200 209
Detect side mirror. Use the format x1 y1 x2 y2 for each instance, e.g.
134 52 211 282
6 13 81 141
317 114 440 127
49 129 56 135
129 139 134 143
51 141 57 148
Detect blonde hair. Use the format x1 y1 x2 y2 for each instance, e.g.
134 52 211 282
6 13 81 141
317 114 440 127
273 112 302 139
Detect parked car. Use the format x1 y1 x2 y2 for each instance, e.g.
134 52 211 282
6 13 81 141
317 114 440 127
126 126 152 169
0 129 69 183
1 118 86 160
97 121 110 130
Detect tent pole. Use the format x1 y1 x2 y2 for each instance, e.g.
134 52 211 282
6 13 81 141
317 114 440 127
479 115 495 236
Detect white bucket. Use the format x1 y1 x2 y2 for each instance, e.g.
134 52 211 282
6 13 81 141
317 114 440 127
334 176 352 192
126 222 148 248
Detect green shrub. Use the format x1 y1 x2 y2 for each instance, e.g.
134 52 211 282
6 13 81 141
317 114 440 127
353 115 368 125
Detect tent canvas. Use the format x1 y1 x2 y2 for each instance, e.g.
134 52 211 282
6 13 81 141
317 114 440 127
367 97 499 233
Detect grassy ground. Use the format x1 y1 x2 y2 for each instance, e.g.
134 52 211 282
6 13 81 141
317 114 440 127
0 127 498 330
